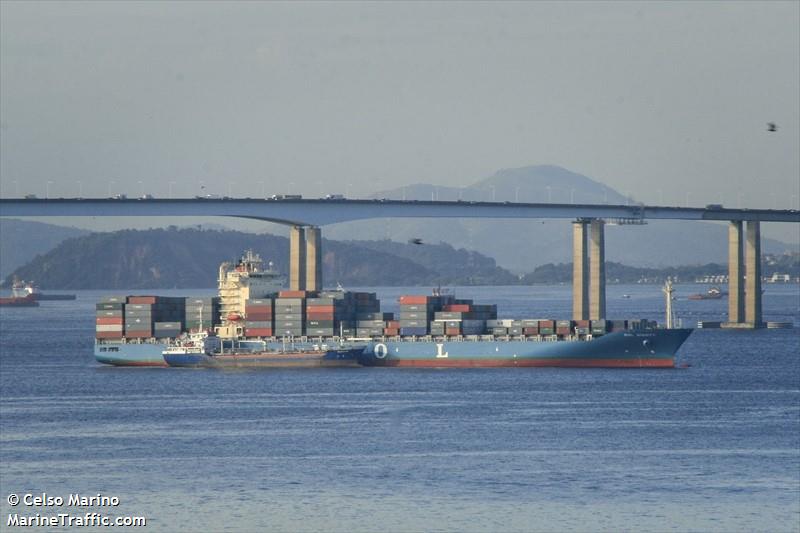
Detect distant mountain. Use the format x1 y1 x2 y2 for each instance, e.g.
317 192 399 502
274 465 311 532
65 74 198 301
325 165 793 272
0 219 89 279
3 227 518 289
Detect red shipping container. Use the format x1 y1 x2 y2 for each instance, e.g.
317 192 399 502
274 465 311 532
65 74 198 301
128 296 158 304
386 320 400 328
575 320 590 327
125 331 153 338
523 327 539 335
445 328 461 336
383 328 399 336
306 305 335 313
443 304 471 312
96 317 124 325
399 295 430 305
245 328 273 337
556 327 571 335
95 331 124 339
279 290 309 298
539 320 556 328
245 305 273 312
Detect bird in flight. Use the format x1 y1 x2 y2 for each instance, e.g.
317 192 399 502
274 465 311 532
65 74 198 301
408 238 424 245
767 122 777 132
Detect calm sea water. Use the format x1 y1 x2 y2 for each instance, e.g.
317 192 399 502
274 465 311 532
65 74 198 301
1 284 798 532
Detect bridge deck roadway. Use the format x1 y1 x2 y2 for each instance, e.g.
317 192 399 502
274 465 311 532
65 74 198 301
0 198 798 226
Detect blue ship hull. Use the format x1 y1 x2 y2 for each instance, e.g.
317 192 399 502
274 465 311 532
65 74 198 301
96 330 691 368
94 339 268 366
357 329 692 368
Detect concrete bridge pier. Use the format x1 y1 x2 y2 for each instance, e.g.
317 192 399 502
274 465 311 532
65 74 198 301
589 219 606 320
572 218 606 321
304 226 322 293
745 220 763 326
572 220 589 320
724 219 763 328
727 221 745 323
289 225 323 292
289 225 306 291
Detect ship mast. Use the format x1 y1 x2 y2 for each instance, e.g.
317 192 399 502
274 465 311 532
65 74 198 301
662 277 675 329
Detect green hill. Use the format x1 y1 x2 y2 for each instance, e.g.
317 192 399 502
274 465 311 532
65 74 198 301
3 227 518 289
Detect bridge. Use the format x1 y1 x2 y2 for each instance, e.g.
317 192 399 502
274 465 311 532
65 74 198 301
2 197 798 328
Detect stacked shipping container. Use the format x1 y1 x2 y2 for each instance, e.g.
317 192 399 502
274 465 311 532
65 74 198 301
95 295 185 340
95 292 659 342
185 297 219 332
245 298 274 337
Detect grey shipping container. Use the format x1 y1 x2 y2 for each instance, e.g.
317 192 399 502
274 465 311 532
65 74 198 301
398 320 427 327
356 320 386 327
276 298 304 306
100 295 127 303
399 311 430 320
307 320 334 328
307 328 335 336
399 304 434 311
96 302 124 310
356 312 393 320
245 320 272 328
96 310 123 318
274 307 304 315
275 320 303 328
246 298 274 305
306 297 338 305
492 327 509 335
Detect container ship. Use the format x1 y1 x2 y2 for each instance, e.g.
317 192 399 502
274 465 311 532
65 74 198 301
0 279 40 307
94 250 692 368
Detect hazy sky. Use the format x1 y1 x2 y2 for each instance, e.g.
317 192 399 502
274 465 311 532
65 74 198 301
1 1 798 241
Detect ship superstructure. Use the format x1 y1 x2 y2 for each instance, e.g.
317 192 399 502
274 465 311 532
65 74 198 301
216 249 284 337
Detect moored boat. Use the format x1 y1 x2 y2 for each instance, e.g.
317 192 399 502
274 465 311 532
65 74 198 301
688 286 727 300
162 331 362 368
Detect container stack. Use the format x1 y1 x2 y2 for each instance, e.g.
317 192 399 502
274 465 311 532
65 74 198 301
574 319 591 336
397 294 457 336
355 312 393 337
608 320 627 333
244 298 274 337
95 295 126 339
274 292 306 337
184 297 219 332
590 319 608 336
431 299 497 336
556 320 574 337
123 296 184 339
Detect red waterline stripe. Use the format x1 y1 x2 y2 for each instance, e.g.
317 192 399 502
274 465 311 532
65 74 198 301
382 358 675 368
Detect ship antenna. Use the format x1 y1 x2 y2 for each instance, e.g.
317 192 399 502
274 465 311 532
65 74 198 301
663 277 675 329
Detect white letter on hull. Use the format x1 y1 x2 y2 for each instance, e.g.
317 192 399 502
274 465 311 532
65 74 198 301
436 343 449 358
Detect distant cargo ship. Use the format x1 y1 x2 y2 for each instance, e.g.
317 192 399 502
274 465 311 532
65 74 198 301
688 286 727 300
0 279 75 305
0 279 40 307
